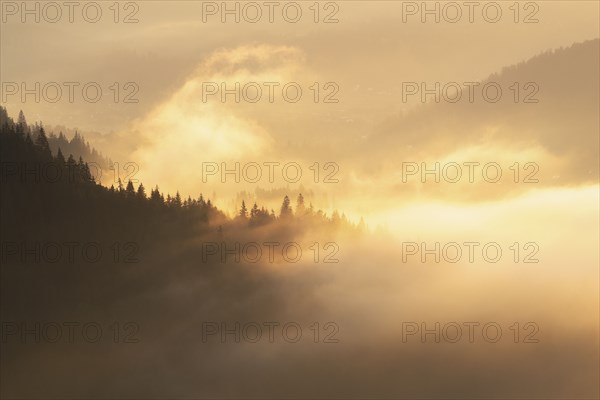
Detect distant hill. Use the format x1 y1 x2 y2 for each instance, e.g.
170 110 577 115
46 130 112 171
372 39 599 185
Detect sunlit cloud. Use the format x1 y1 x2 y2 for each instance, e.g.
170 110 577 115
125 44 309 195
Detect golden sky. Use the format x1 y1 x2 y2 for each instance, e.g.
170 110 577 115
1 3 599 396
1 1 598 224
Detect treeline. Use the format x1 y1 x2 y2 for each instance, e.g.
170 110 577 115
0 108 362 244
0 107 112 170
48 131 111 170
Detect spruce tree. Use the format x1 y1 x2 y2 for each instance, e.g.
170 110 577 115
280 195 292 218
35 126 52 159
137 183 146 199
296 193 305 215
126 180 135 194
239 200 248 218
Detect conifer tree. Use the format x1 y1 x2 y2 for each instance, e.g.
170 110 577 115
56 148 66 168
250 202 259 219
126 180 135 195
35 126 52 159
280 195 292 218
296 193 305 215
239 200 248 218
137 183 146 199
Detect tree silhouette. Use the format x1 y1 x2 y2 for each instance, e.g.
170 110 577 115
239 201 248 219
126 180 135 195
137 183 146 199
150 185 163 205
66 154 77 181
0 106 361 262
296 193 305 215
250 202 259 219
174 192 182 208
280 195 292 218
35 126 52 160
78 156 93 182
56 148 66 169
17 110 27 133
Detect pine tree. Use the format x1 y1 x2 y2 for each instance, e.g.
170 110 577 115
35 126 52 159
126 180 135 195
77 156 92 182
137 182 146 199
150 185 163 204
239 200 248 218
174 192 182 208
296 193 305 215
0 106 10 128
280 195 292 218
66 154 77 182
17 110 27 129
250 202 259 219
56 148 66 167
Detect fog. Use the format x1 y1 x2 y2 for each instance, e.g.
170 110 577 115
1 1 598 398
